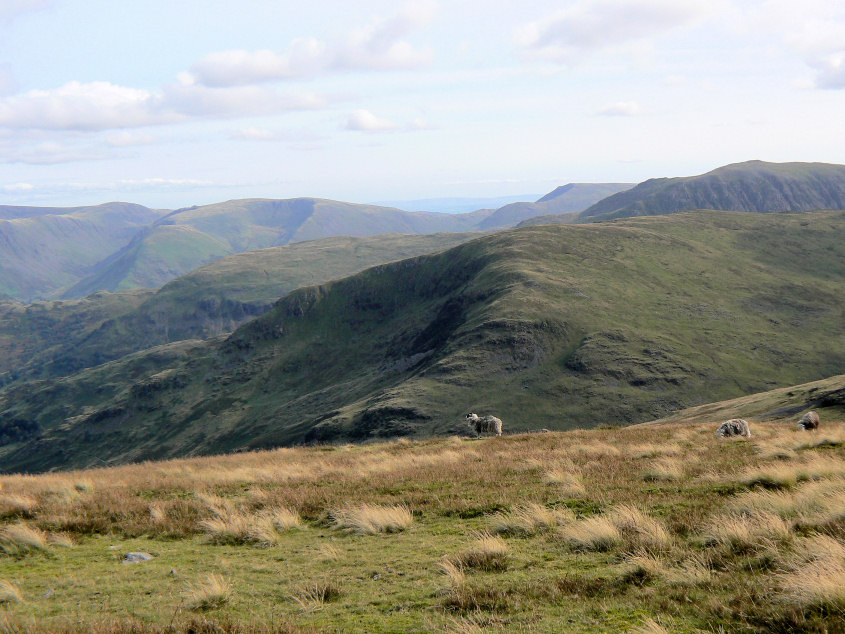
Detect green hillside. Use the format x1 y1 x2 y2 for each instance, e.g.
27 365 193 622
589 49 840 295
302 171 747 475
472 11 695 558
0 203 164 301
0 232 476 386
578 161 845 222
3 210 845 472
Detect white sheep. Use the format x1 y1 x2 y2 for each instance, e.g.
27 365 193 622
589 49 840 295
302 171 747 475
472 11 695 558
797 411 820 430
716 418 751 438
466 413 503 437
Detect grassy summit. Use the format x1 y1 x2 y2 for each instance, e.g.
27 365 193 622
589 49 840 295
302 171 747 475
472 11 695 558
2 210 844 472
0 410 843 632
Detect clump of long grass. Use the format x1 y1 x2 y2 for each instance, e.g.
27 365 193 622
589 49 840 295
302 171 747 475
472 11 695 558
447 532 509 572
0 523 48 556
0 494 38 519
489 503 574 536
543 468 586 497
609 505 672 551
185 573 230 611
702 511 791 551
293 581 342 612
558 515 621 552
641 458 683 482
0 579 23 604
331 504 413 535
776 535 845 611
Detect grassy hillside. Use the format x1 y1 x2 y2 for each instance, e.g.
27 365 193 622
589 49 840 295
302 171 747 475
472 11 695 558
0 416 843 632
3 210 845 472
0 203 163 301
0 232 476 386
579 161 845 222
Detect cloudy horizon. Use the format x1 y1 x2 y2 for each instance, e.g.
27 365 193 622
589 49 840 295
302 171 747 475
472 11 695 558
1 0 843 208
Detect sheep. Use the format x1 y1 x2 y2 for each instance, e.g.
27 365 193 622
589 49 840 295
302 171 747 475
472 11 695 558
716 418 751 438
797 411 820 431
466 413 503 437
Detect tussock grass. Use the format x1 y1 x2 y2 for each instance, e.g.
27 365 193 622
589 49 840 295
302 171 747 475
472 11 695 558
776 535 845 611
185 573 230 611
608 505 672 551
558 515 622 552
0 579 22 604
331 504 413 534
489 503 574 536
641 458 683 482
703 511 791 551
293 581 341 612
0 494 38 519
543 467 586 497
0 523 48 556
447 532 509 572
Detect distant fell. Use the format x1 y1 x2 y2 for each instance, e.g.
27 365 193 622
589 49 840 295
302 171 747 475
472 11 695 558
579 160 845 222
4 210 845 472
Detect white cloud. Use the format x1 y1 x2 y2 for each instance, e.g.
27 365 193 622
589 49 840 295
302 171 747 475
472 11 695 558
515 0 713 63
188 1 436 87
1 182 34 192
0 78 328 131
344 109 398 132
597 101 641 116
0 81 175 131
737 0 845 90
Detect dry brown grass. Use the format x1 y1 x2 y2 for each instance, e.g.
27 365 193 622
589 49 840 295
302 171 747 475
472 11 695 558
293 581 342 612
0 579 22 604
776 535 845 611
447 532 509 572
489 502 574 536
331 503 413 535
558 515 622 552
0 523 48 556
703 511 791 551
185 573 230 611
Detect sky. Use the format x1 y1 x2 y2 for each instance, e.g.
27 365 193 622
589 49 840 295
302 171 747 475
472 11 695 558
0 0 843 209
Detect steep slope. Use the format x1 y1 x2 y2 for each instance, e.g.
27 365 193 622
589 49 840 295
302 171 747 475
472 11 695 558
0 232 476 386
3 210 845 472
0 203 164 301
579 161 845 222
477 183 633 230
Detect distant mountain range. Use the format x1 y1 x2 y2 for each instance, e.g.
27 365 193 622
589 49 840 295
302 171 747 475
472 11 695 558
3 209 845 472
0 183 632 302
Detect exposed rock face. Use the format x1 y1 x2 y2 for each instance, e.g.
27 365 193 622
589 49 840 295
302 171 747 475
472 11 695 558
716 418 751 438
797 410 820 430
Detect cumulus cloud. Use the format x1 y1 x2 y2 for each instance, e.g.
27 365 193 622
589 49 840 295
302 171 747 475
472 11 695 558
515 0 712 63
597 101 641 116
736 0 845 89
0 77 329 131
344 109 399 132
0 81 174 131
188 1 436 87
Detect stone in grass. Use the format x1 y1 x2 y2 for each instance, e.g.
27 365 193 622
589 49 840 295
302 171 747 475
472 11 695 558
123 552 154 564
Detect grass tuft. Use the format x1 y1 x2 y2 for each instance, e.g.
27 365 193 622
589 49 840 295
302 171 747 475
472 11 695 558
0 579 23 604
185 573 230 611
332 504 413 535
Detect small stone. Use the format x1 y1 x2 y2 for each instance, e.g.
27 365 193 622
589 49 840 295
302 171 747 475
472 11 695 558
123 552 154 564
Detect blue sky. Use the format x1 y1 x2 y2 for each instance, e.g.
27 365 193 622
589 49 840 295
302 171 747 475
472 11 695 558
1 0 843 208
